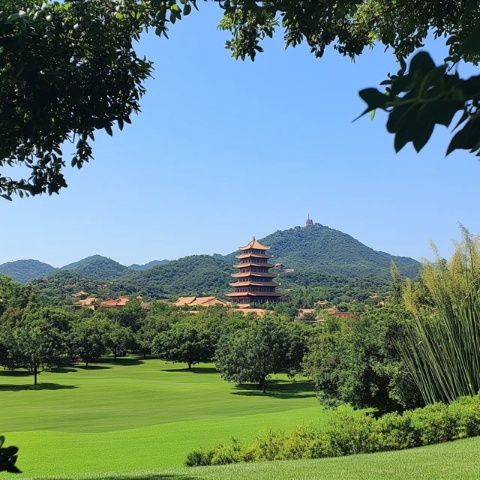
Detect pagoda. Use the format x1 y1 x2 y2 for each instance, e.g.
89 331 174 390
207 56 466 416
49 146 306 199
227 237 282 306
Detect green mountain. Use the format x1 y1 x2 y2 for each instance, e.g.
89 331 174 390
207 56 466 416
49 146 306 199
110 224 419 298
113 255 231 297
128 260 170 271
8 223 421 300
61 255 129 280
0 259 56 283
30 271 107 305
259 224 420 280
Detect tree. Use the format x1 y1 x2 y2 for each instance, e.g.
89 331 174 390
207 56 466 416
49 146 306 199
104 320 133 361
303 307 421 409
0 324 17 371
14 310 66 385
107 298 146 332
214 317 298 393
69 315 108 367
2 1 477 200
0 0 196 199
218 1 480 157
152 319 213 369
136 315 172 358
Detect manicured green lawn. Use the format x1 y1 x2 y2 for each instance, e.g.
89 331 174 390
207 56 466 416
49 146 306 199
0 358 325 477
15 436 480 480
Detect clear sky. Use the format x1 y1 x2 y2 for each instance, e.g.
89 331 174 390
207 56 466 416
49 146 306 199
1 5 479 267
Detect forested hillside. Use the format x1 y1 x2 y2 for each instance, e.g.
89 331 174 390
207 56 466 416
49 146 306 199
3 224 420 299
61 255 129 279
128 260 170 271
259 224 419 279
0 259 56 283
113 255 231 297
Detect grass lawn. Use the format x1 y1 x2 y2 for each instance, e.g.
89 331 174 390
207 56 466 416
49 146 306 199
0 358 326 477
13 436 480 480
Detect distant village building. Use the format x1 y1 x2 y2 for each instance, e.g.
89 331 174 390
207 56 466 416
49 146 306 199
174 296 230 307
295 308 321 324
306 214 314 226
227 237 282 306
73 296 98 310
73 293 149 310
100 296 131 308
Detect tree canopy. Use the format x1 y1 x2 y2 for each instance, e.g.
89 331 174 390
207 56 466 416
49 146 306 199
1 0 478 199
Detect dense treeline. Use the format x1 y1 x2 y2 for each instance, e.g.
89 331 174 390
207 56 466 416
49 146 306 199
0 279 310 389
2 230 477 409
0 273 416 407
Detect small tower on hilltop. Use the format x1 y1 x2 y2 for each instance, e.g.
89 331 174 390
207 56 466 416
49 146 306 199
306 214 314 226
227 237 282 306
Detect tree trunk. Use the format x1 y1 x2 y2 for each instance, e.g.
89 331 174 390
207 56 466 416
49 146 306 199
188 362 192 370
260 376 267 394
114 349 117 361
33 364 38 386
86 359 89 368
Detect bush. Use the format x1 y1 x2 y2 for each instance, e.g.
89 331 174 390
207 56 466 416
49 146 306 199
326 406 378 455
184 449 213 467
185 394 480 467
210 439 243 465
409 402 460 445
375 411 421 450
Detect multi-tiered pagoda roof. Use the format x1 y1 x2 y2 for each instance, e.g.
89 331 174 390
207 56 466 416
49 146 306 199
227 237 281 306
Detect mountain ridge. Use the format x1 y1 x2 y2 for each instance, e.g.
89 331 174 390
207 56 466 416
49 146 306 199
1 224 420 288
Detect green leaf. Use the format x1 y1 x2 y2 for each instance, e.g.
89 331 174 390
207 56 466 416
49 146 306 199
358 88 387 110
408 52 435 76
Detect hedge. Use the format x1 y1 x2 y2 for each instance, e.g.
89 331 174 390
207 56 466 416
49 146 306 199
185 394 480 466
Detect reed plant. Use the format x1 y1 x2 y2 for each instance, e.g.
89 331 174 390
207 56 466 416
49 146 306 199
397 227 480 404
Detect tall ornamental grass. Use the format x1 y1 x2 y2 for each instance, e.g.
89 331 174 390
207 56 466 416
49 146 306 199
398 228 480 404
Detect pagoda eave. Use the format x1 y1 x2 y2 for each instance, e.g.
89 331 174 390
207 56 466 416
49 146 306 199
232 272 276 278
227 292 282 298
236 253 272 259
234 262 274 269
230 281 279 287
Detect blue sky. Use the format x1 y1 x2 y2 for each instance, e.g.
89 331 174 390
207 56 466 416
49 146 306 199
1 5 479 267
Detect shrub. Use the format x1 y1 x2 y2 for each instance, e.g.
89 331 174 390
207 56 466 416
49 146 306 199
282 426 330 460
210 439 243 465
375 411 421 450
326 406 378 455
253 430 288 461
185 394 480 467
184 449 213 467
449 396 480 437
409 403 460 445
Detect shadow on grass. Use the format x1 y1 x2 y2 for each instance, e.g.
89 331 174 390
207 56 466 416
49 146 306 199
76 365 112 370
0 383 78 391
232 380 316 399
0 370 31 377
162 367 218 374
50 366 78 373
94 476 199 480
101 357 145 366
